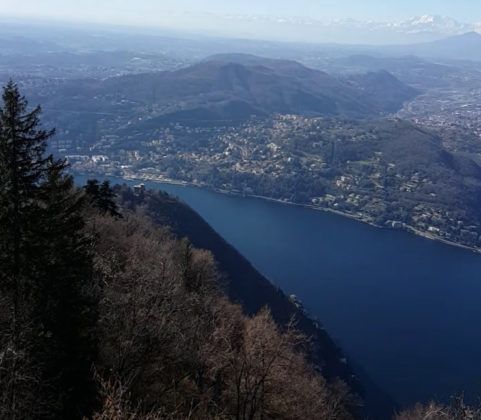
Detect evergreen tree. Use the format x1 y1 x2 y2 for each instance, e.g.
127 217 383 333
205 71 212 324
0 80 55 321
0 81 96 418
35 163 97 418
0 81 57 418
84 179 121 218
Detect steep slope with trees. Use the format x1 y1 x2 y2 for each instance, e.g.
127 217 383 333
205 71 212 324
0 83 357 418
90 212 355 419
114 184 399 419
115 186 357 382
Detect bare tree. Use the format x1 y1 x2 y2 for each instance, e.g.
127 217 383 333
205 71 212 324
88 210 354 419
204 306 354 420
396 397 481 420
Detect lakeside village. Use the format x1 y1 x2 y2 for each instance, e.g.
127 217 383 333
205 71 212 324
64 114 481 251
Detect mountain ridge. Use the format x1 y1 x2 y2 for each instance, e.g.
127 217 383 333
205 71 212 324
43 54 418 125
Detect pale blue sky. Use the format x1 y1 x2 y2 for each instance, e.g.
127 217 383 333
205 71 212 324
0 0 480 23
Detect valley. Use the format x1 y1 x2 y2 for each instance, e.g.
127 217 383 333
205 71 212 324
11 44 481 251
4 11 481 418
14 50 481 250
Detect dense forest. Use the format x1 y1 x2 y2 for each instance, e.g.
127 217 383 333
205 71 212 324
1 83 480 419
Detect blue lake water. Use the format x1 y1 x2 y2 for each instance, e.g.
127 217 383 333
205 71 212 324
86 176 481 408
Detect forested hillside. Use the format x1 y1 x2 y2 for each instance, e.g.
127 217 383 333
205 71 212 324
3 83 481 419
89 211 355 419
0 82 357 419
26 54 418 126
115 185 357 381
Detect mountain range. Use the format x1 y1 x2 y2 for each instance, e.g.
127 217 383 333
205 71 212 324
3 18 481 66
224 14 480 37
36 54 418 124
159 13 481 45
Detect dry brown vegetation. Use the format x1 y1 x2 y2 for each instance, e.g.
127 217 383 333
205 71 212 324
90 212 354 419
396 397 481 420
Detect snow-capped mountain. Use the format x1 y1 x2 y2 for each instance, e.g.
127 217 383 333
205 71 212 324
324 15 481 42
287 14 479 37
193 13 481 44
363 15 476 36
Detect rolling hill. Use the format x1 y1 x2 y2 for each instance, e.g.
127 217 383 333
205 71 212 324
35 54 419 124
111 54 419 121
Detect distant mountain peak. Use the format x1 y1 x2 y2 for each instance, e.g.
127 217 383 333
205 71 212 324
456 31 481 39
415 15 437 24
384 29 481 61
408 14 457 25
426 30 481 46
195 13 481 44
77 55 418 124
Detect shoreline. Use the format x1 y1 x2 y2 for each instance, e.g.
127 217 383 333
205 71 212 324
82 171 481 255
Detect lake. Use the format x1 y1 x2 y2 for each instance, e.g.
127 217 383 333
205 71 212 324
86 176 481 408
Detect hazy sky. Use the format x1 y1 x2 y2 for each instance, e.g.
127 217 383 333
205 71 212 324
1 0 480 23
